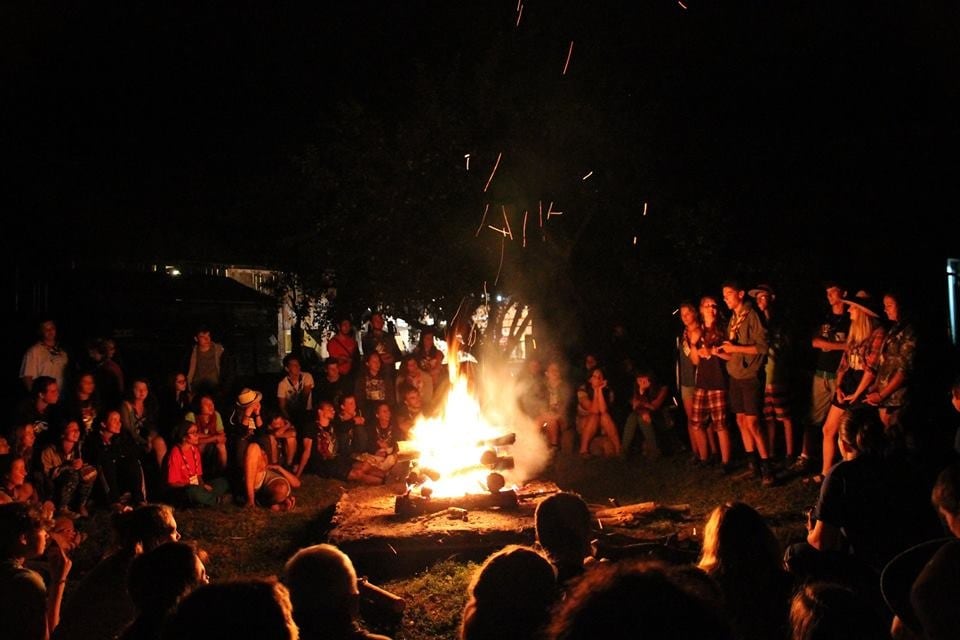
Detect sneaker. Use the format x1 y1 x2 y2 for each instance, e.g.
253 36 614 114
789 455 812 474
747 458 760 479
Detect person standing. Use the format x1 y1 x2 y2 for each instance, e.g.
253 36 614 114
792 282 849 474
720 281 773 487
20 319 69 393
186 327 227 402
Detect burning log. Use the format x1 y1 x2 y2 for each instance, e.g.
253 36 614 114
476 433 516 448
395 489 519 519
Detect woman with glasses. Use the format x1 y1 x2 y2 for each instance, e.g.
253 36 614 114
164 420 229 507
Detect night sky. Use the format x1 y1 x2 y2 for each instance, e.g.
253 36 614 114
5 2 959 350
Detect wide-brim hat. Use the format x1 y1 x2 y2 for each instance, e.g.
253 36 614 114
842 290 881 318
236 388 263 407
748 284 775 300
880 537 954 635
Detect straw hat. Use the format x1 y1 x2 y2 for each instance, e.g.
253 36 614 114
236 388 263 407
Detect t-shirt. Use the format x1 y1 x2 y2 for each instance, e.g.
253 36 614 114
814 311 850 373
814 455 939 572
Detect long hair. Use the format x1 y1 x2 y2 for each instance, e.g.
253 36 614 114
697 502 782 579
847 308 878 348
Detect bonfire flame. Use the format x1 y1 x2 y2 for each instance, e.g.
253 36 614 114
405 334 546 498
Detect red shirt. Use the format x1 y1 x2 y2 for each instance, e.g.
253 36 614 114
166 445 202 486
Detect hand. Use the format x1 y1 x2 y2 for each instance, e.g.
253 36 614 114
72 459 84 470
48 542 72 584
865 392 881 406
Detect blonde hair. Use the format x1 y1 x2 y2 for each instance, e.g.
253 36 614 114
846 308 877 348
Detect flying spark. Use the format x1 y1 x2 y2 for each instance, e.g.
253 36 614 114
678 1 688 9
562 41 574 76
483 152 502 193
643 201 649 216
487 225 508 237
494 236 506 286
522 210 528 247
582 171 593 180
515 3 523 26
502 206 514 240
464 153 470 171
475 203 490 237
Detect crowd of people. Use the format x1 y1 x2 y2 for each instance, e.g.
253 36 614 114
3 276 960 638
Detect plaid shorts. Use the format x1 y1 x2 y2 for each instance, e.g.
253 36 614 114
763 384 790 423
690 389 728 431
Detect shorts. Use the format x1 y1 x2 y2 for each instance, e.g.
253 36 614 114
728 376 763 416
830 369 866 409
763 384 790 423
690 389 727 431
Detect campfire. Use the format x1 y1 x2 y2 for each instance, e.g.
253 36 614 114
394 338 548 518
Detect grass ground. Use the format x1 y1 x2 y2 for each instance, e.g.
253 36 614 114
68 451 819 640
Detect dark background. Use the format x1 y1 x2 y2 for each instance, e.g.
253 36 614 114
3 2 959 397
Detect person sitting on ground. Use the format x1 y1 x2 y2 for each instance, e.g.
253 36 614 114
460 544 557 640
898 463 960 640
262 410 299 469
412 325 445 391
546 559 732 640
40 421 97 517
396 356 434 410
790 582 887 640
277 353 314 427
229 388 265 470
15 376 62 449
283 543 391 640
0 454 40 505
164 420 229 507
12 423 41 488
120 378 167 468
183 394 227 472
697 501 794 640
348 402 400 486
83 409 147 509
64 373 102 439
0 502 72 640
54 503 181 640
576 367 621 457
301 401 349 481
314 357 350 410
243 440 300 511
534 491 596 587
786 410 940 623
531 360 572 454
621 369 670 460
119 541 208 640
162 579 298 640
394 387 424 440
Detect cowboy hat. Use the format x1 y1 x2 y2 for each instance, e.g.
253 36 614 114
236 388 263 407
880 537 954 635
842 290 881 318
748 284 776 300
